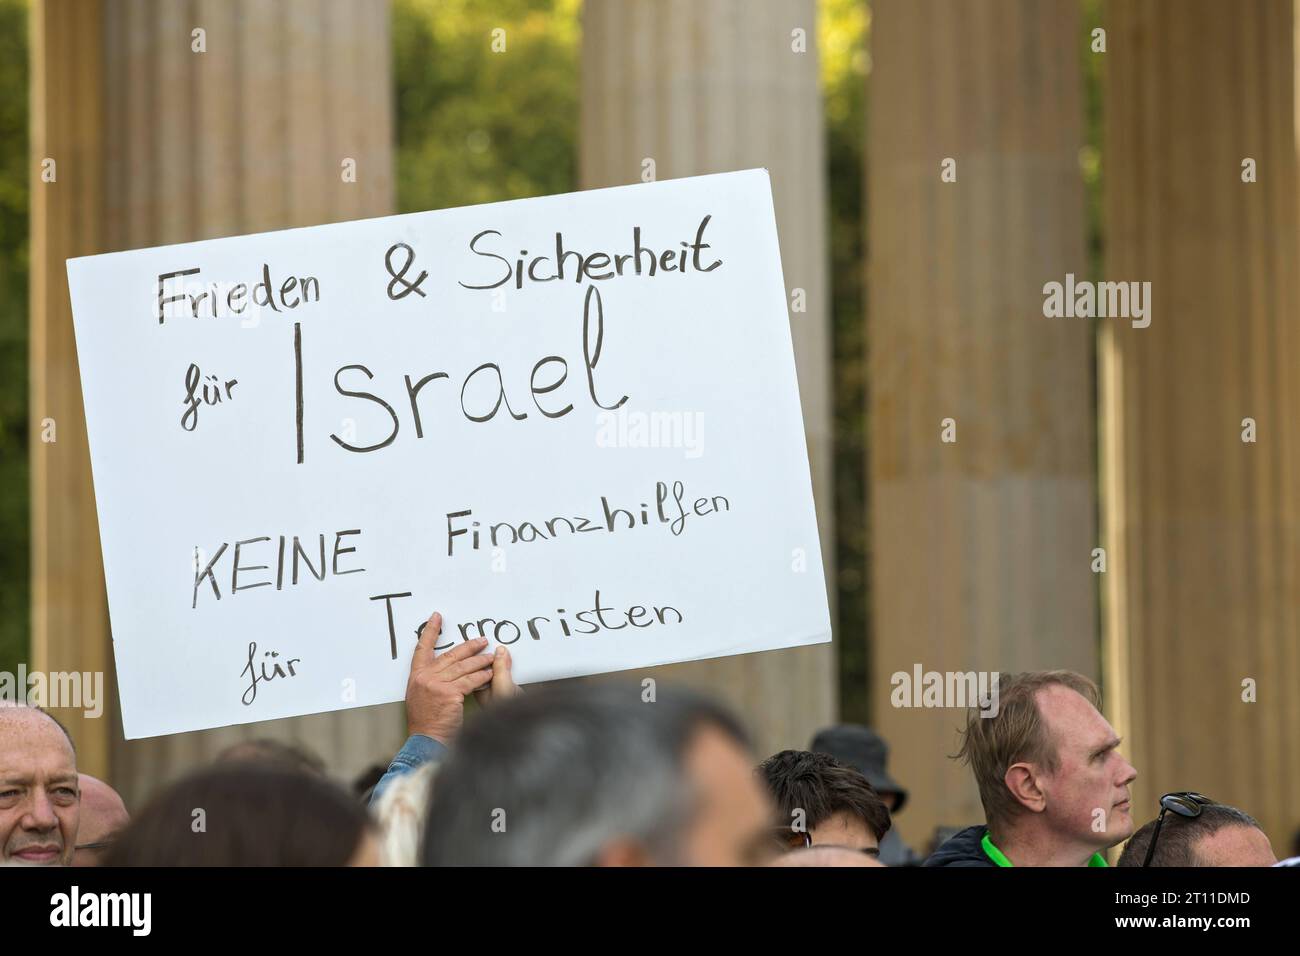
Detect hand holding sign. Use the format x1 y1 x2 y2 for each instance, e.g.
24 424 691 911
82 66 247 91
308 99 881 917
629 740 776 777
473 646 520 708
405 611 495 745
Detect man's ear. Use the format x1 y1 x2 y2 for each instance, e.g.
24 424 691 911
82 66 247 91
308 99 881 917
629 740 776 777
591 838 654 867
1004 762 1047 814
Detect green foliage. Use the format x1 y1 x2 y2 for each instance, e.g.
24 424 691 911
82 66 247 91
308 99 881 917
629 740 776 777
820 0 869 723
0 0 29 675
393 0 580 212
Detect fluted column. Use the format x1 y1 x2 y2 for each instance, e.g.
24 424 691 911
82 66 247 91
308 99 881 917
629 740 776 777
31 0 404 806
30 0 110 778
1101 0 1300 849
579 0 836 755
868 0 1098 846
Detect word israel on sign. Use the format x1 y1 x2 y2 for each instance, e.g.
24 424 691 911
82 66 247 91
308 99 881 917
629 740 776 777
66 168 830 739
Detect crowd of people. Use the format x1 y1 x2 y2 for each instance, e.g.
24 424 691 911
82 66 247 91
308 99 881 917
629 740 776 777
2 610 1295 867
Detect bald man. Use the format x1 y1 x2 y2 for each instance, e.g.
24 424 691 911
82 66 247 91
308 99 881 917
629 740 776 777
72 774 128 867
0 706 80 865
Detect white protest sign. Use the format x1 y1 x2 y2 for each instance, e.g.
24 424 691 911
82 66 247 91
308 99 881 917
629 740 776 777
66 168 830 739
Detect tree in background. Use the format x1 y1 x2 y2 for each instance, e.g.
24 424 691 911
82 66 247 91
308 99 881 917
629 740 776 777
821 0 869 722
0 0 29 675
393 0 580 213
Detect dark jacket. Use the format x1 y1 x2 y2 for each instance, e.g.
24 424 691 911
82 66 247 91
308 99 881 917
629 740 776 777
923 825 995 867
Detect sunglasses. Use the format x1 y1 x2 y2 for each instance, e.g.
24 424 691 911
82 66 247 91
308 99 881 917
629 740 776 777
1142 791 1214 867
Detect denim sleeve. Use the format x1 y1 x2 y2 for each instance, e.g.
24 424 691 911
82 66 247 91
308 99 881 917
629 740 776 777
369 734 447 806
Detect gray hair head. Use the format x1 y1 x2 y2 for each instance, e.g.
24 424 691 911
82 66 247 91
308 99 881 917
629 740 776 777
420 680 750 866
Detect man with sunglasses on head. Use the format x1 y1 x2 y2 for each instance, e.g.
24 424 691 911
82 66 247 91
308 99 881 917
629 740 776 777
758 749 892 858
926 670 1137 867
1117 794 1277 866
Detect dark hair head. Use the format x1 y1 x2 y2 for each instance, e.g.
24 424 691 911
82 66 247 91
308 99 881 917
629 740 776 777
421 680 750 866
104 764 372 866
1118 803 1263 866
758 749 892 840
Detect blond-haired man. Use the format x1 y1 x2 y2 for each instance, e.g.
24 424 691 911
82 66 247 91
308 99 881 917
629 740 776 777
925 671 1137 867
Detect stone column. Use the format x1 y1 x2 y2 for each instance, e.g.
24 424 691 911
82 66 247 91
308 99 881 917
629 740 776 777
30 0 110 778
579 0 836 755
868 0 1098 847
1101 0 1300 848
30 0 404 805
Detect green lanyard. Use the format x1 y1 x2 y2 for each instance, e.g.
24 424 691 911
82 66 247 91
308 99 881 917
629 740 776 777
981 832 1108 867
